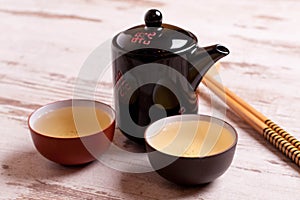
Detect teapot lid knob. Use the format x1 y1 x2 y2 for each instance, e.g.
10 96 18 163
144 9 162 27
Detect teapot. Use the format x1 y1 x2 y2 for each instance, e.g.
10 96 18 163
112 9 229 144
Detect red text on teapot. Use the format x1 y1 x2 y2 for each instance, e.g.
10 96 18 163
131 32 156 45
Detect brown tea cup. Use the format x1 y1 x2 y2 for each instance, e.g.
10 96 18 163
28 99 115 165
144 114 237 185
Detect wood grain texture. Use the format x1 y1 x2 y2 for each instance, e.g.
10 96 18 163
0 0 299 199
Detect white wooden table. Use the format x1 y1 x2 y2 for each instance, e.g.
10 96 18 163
0 0 299 199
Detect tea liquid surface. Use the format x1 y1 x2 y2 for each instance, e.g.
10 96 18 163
148 120 235 157
34 106 111 138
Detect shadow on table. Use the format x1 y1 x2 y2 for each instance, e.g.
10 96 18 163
1 150 90 181
118 171 215 199
111 130 215 199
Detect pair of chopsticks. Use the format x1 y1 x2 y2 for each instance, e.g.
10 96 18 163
200 69 300 167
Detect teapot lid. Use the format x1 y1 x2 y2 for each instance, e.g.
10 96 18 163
112 9 198 55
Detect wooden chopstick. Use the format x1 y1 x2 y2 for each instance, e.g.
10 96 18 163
204 74 300 151
201 74 300 167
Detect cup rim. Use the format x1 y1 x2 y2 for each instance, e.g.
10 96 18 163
28 99 116 140
144 114 238 159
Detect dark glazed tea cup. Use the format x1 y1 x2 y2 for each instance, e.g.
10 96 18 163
28 99 115 165
144 114 237 185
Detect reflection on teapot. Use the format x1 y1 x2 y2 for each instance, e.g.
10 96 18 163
112 9 229 144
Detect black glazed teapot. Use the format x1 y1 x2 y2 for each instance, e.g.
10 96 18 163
112 9 229 144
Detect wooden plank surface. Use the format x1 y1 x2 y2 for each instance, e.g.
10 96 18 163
0 0 299 199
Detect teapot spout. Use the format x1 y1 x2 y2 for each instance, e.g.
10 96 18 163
188 44 230 91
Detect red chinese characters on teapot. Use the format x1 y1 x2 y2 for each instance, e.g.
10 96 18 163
131 32 156 45
115 71 130 97
115 70 137 100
